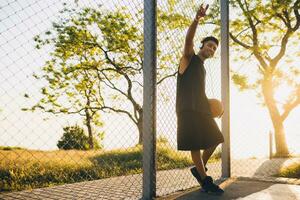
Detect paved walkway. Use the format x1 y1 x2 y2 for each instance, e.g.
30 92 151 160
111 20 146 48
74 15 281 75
0 158 299 199
158 178 300 200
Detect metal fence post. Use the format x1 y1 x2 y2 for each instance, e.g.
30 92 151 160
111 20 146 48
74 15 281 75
269 131 273 159
221 0 231 178
143 0 157 199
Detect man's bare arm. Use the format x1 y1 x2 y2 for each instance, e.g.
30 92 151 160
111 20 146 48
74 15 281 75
179 4 209 74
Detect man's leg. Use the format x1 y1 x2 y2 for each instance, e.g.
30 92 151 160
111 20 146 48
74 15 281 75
202 144 218 167
190 149 224 194
191 150 206 179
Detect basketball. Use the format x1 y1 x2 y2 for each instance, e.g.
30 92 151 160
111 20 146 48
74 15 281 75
208 98 224 118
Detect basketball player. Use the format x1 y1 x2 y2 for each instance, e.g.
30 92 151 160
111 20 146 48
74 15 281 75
176 3 224 194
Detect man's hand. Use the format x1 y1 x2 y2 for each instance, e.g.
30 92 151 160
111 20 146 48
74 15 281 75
195 4 209 22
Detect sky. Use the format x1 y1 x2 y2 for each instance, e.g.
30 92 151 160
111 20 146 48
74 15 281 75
0 0 299 159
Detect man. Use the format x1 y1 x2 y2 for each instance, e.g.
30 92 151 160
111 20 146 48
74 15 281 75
176 3 224 194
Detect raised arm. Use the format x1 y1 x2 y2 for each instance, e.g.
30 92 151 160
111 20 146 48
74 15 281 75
179 4 209 74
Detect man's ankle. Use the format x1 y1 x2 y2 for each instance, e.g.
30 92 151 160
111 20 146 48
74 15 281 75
195 167 207 180
200 174 207 180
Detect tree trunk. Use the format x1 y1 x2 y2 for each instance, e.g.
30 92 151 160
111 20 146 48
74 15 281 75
135 109 144 144
262 78 289 157
85 108 94 149
137 115 143 144
273 121 289 157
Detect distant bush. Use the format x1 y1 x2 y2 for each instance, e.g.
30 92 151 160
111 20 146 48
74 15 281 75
278 163 300 178
57 125 101 150
0 146 24 151
157 135 169 144
211 148 222 160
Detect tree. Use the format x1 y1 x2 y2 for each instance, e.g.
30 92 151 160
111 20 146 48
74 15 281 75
23 34 104 149
22 6 107 149
57 125 102 150
208 0 300 156
24 4 185 145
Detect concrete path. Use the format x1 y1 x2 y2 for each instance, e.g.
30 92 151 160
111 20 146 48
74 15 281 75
0 158 299 199
158 178 300 200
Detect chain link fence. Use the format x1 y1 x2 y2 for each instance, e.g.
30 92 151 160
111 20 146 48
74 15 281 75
1 0 299 199
155 0 223 195
1 0 146 199
228 0 300 180
0 0 223 198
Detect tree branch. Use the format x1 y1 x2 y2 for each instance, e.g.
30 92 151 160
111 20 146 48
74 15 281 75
96 43 142 121
270 29 292 67
281 99 300 121
275 13 289 27
157 71 177 85
292 0 300 31
271 1 300 67
99 70 128 98
99 106 137 124
235 26 252 38
283 9 292 29
229 32 251 49
242 0 258 46
37 105 86 115
230 27 268 69
132 80 143 87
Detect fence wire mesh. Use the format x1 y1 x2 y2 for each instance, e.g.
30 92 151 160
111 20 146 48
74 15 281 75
1 0 145 199
155 0 223 196
1 0 299 199
228 0 300 180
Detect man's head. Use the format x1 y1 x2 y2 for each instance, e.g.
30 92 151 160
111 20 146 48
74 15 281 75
199 36 219 59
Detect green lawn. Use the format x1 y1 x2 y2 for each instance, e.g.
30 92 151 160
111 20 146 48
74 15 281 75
0 143 220 192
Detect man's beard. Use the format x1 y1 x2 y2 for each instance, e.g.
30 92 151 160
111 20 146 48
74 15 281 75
204 51 212 58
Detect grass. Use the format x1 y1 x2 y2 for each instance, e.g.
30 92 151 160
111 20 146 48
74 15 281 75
0 146 24 151
0 143 220 192
278 163 300 178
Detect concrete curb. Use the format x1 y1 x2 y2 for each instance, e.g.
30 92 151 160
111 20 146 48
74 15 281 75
236 176 300 185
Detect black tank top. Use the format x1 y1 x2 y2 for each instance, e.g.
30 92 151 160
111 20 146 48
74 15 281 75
176 54 211 115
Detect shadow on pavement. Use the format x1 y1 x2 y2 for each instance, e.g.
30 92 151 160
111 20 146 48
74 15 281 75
159 178 299 200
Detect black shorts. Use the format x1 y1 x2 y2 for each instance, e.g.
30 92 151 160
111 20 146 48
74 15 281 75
177 111 224 150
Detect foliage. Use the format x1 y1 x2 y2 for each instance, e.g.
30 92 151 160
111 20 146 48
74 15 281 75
23 3 187 144
0 146 24 151
206 0 300 156
57 125 102 150
278 162 300 178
